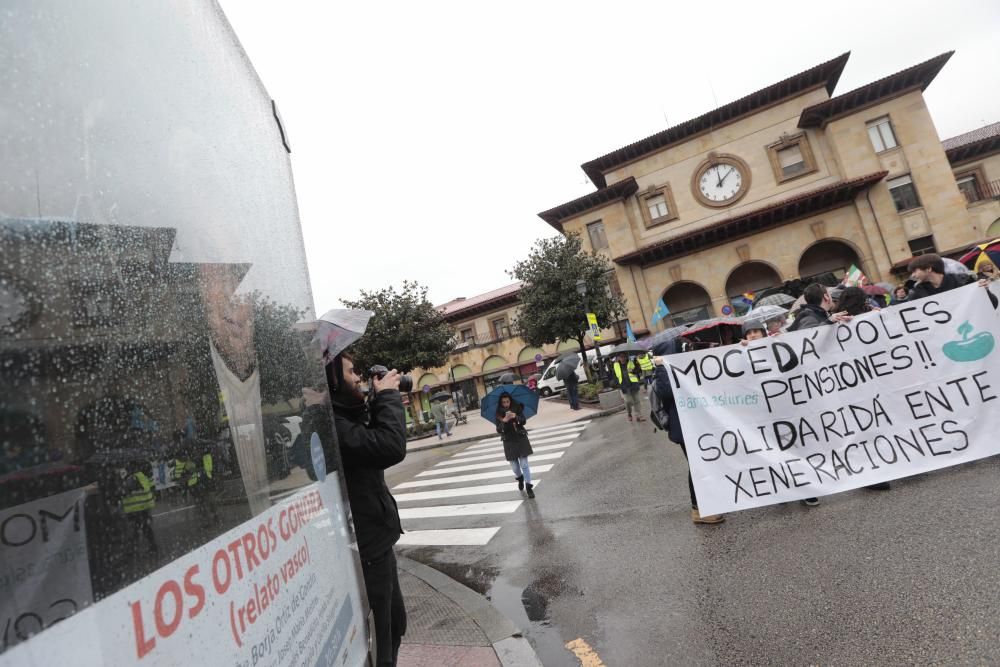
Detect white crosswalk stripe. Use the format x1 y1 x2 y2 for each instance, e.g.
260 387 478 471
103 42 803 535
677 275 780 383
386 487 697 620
394 464 555 489
397 527 500 546
390 419 591 546
394 480 543 503
456 433 579 455
423 450 565 474
433 443 573 467
397 501 522 519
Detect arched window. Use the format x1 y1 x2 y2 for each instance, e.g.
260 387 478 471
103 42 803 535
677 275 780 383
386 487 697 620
726 262 782 316
661 282 712 325
986 217 1000 238
416 373 440 391
798 240 862 283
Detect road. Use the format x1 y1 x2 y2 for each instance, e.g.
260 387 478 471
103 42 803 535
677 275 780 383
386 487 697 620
387 406 1000 666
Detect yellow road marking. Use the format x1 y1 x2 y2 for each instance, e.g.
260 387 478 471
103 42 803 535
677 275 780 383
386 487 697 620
565 637 606 666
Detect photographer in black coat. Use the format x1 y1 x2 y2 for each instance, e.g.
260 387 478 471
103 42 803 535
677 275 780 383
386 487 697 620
325 348 408 667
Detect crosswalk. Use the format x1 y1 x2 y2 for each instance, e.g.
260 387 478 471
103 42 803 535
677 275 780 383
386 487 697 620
392 420 590 546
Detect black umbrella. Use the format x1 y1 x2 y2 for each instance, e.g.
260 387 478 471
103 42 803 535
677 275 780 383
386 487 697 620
610 342 647 355
430 391 451 402
555 353 580 381
498 372 518 384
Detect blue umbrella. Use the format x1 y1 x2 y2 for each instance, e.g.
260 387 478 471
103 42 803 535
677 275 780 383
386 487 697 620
479 384 540 423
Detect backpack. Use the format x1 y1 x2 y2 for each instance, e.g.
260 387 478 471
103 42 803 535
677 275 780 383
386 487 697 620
648 383 671 433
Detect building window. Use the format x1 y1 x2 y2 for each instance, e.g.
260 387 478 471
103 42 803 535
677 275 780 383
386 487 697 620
637 184 679 228
459 327 475 343
587 221 609 250
908 235 937 256
957 176 980 204
608 273 623 299
491 317 509 339
954 167 988 205
867 116 898 153
766 133 817 183
887 175 921 212
647 194 669 219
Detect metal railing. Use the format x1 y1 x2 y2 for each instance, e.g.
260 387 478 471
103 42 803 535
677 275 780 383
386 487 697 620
451 328 515 350
961 178 1000 205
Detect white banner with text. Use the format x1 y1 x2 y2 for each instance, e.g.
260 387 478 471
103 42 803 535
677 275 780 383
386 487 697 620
2 476 368 666
663 283 1000 516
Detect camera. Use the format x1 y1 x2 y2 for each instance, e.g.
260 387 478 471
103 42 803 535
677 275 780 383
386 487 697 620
368 365 413 393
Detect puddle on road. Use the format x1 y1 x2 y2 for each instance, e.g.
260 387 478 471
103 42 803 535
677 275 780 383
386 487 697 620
489 574 581 667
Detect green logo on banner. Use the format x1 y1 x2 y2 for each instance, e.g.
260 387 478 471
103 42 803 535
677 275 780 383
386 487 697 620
942 321 995 362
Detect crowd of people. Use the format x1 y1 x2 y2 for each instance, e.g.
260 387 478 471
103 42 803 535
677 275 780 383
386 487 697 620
652 253 998 525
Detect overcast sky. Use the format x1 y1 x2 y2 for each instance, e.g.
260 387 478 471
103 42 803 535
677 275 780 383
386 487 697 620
219 0 1000 313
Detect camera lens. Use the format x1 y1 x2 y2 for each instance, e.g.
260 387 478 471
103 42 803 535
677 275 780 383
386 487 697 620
398 375 413 393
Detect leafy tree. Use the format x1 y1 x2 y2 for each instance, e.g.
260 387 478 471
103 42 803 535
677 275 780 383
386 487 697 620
341 281 455 427
509 233 627 383
249 292 315 405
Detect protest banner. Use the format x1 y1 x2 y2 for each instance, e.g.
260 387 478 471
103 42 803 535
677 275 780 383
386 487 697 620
0 488 93 653
1 474 368 666
662 283 999 516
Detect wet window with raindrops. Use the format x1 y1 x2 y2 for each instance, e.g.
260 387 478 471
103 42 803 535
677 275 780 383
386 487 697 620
0 2 356 656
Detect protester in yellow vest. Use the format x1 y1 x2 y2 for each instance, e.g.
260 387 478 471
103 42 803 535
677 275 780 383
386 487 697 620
613 354 646 423
122 469 158 554
637 352 655 390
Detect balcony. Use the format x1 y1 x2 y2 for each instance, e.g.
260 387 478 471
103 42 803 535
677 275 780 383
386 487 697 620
961 179 1000 205
452 328 515 351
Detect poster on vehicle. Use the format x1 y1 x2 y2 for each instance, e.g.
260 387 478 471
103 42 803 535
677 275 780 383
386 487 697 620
662 284 1000 516
0 488 93 654
1 474 368 666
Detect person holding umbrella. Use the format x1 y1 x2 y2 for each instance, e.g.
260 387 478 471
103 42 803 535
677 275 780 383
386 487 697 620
496 393 535 498
555 353 582 410
480 381 540 498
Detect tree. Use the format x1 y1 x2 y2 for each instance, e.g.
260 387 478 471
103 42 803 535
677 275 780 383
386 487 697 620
249 292 315 406
341 281 455 427
509 233 627 383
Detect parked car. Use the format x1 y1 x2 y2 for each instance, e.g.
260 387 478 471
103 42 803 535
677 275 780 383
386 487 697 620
536 345 613 397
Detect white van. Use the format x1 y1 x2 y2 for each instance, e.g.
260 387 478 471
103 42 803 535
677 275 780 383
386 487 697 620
536 345 614 397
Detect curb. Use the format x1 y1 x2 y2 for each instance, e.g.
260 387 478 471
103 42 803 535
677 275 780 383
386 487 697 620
406 405 625 453
397 556 543 667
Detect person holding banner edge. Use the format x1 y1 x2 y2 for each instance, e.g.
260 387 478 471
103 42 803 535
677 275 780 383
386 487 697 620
650 339 724 525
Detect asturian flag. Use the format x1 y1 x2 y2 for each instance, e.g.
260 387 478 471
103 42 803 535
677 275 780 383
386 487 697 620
650 298 670 326
625 321 636 343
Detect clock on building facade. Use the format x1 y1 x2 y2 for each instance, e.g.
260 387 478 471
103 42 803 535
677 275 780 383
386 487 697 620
691 153 751 207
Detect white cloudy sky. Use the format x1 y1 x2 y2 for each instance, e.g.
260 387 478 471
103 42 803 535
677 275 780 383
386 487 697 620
220 0 1000 312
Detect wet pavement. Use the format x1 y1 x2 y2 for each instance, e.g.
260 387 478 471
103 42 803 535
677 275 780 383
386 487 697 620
389 407 1000 665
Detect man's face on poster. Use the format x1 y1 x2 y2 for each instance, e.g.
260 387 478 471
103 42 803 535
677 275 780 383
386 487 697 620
199 267 254 375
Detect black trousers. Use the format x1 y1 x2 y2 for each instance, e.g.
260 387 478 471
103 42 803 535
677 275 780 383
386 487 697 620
362 548 407 667
677 442 699 510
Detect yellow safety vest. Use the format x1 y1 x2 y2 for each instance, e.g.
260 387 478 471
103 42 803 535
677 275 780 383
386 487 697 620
123 472 155 513
613 361 640 386
173 459 199 487
638 354 654 372
202 453 213 480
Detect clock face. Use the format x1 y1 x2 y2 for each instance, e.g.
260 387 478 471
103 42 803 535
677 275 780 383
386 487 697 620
699 164 743 203
692 155 750 207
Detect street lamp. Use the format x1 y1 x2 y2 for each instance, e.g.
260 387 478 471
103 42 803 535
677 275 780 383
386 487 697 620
576 279 606 384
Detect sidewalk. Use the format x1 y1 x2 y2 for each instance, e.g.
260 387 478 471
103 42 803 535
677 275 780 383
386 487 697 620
408 396 623 453
397 557 542 667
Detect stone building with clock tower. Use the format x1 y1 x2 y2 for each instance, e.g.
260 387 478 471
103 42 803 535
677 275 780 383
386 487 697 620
538 51 1000 329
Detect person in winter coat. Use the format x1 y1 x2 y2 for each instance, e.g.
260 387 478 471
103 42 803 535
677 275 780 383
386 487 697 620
787 283 852 332
323 350 408 667
496 392 535 498
904 253 998 308
430 399 452 439
650 339 724 525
